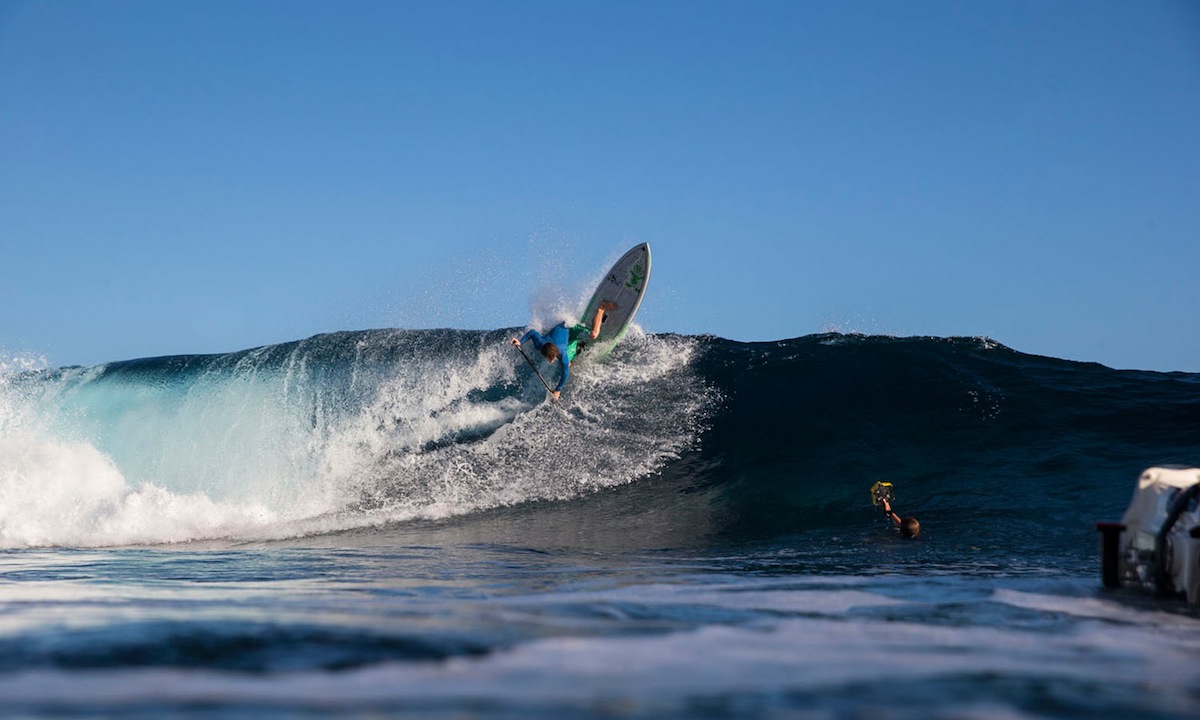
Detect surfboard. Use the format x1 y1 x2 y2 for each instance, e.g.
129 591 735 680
578 243 651 346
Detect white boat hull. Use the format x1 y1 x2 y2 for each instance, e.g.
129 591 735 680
1097 467 1200 604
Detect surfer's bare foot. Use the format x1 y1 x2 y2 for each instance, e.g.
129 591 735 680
598 301 617 311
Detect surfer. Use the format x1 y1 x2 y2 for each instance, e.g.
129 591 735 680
509 301 617 400
881 498 921 539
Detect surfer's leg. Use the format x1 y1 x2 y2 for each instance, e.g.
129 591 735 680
591 301 618 339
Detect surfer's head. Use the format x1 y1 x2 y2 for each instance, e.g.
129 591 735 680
541 344 560 363
900 516 921 539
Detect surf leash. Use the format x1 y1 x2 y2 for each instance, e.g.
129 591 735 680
514 343 554 394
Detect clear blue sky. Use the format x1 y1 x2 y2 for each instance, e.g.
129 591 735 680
2 1 1197 371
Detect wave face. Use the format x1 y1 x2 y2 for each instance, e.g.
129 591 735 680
1 331 1197 550
0 329 709 547
680 335 1200 556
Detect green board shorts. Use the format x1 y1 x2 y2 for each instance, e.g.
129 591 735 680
566 324 591 362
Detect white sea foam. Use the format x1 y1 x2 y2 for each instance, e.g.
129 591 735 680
324 329 710 525
0 410 278 548
0 331 709 548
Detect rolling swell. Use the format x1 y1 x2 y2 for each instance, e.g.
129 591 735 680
668 334 1200 555
0 331 1196 553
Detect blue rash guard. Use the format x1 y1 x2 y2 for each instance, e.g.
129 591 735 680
520 323 589 392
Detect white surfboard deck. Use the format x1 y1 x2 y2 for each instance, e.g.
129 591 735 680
578 243 651 345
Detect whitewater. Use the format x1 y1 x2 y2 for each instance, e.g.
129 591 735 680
1 330 1198 718
0 329 708 548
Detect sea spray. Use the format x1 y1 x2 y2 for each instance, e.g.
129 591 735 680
0 329 711 547
346 328 712 521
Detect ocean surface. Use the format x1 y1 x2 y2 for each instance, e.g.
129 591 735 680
1 330 1198 718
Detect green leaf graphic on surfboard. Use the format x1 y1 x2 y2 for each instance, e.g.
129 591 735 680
627 262 645 290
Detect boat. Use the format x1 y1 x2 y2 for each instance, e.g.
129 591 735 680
1097 466 1200 604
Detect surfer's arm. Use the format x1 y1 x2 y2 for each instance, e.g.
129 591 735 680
555 356 569 393
518 329 543 348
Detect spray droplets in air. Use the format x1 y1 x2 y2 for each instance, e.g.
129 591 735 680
0 330 712 547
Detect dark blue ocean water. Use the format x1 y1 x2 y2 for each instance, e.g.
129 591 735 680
1 331 1198 718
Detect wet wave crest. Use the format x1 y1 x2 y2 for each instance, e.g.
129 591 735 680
0 329 712 547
